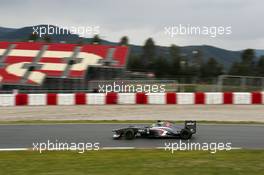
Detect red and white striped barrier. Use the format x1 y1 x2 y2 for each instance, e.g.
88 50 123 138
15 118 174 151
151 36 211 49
0 92 263 106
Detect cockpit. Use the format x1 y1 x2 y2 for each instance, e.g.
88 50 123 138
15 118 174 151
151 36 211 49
151 121 174 127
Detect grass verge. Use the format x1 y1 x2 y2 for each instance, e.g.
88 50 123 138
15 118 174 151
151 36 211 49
0 150 263 175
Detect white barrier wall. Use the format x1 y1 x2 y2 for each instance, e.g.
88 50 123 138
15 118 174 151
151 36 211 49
0 92 263 106
262 92 264 104
233 92 251 105
148 93 166 104
57 94 75 105
0 94 15 106
87 94 105 105
205 93 223 104
177 93 194 104
28 94 47 106
118 93 136 104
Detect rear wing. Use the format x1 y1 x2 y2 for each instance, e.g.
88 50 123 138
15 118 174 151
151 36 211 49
185 121 196 134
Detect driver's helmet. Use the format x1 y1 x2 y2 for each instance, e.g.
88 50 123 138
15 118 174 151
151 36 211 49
157 120 164 126
164 122 172 127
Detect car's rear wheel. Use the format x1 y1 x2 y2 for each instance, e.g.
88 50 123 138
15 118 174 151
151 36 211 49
124 129 135 140
180 129 192 140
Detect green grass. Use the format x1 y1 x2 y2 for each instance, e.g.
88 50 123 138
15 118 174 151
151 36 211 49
0 120 263 125
0 150 264 175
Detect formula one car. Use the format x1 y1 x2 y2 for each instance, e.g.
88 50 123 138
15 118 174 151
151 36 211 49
112 120 196 140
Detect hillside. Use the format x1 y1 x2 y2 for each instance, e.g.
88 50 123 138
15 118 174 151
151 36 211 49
0 25 263 70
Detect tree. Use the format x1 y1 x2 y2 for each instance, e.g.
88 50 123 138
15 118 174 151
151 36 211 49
192 50 204 67
256 56 264 76
152 56 169 78
229 49 256 76
169 44 181 76
77 39 84 45
229 62 241 75
126 54 144 71
241 49 255 75
241 49 255 64
201 57 223 78
28 32 38 41
142 38 156 69
42 34 51 43
119 36 129 46
179 63 199 81
91 35 101 44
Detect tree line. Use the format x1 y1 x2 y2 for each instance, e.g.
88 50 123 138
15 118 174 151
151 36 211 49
126 37 264 79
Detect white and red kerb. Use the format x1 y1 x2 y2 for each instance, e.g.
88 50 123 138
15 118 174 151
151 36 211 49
0 92 263 106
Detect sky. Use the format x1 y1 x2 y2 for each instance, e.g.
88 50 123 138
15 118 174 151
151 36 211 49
0 0 263 50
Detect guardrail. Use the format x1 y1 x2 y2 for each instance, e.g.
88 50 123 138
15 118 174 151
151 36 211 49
0 92 263 106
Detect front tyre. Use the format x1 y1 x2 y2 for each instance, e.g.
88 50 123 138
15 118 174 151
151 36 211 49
113 134 122 140
180 129 192 140
124 129 135 140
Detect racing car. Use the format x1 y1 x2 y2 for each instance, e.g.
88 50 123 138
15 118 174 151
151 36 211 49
112 120 196 140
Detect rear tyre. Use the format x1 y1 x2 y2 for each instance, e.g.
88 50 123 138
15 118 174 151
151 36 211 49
180 129 192 140
124 129 135 140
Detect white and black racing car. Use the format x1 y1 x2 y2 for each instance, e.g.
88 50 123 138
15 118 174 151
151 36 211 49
112 121 196 140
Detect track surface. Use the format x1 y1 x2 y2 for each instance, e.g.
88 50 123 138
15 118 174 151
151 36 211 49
1 105 264 122
0 124 264 149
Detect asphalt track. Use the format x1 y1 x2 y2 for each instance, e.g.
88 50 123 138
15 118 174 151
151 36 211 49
0 124 264 149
